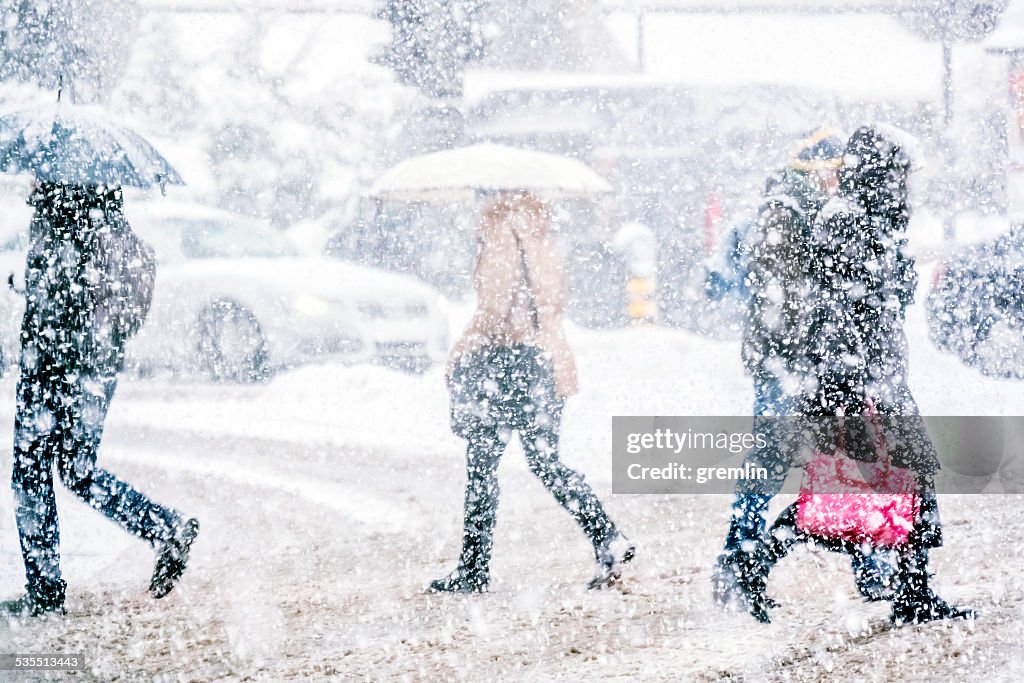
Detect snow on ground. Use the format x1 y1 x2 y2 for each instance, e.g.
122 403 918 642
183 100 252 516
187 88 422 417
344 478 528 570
0 301 1022 680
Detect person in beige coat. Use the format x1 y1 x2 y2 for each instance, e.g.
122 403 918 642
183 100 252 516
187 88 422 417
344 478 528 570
431 192 633 593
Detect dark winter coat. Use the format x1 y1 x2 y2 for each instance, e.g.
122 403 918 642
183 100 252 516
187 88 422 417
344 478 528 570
741 168 826 381
20 183 152 377
802 126 938 474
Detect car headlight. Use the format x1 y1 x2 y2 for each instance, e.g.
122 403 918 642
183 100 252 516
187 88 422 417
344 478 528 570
292 294 330 317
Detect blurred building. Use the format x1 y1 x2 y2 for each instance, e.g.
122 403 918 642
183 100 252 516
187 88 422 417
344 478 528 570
984 0 1024 222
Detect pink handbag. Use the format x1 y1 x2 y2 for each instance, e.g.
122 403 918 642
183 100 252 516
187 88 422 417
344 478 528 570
795 405 921 548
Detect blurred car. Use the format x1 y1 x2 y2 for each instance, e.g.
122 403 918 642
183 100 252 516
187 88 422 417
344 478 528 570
927 224 1024 379
0 203 450 381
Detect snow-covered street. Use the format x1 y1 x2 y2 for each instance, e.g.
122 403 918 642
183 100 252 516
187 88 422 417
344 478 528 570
3 0 1024 679
1 305 1021 681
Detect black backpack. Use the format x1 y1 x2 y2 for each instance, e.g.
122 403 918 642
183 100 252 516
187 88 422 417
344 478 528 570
92 210 157 342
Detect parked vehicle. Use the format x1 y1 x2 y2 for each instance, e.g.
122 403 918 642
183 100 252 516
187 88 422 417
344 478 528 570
927 224 1024 379
0 202 450 381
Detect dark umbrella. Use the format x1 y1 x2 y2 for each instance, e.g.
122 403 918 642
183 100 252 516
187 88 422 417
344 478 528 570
0 105 184 190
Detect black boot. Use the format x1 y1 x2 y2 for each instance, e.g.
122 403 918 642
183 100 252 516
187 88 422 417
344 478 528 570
587 531 636 589
1 578 66 618
429 519 493 594
429 540 490 593
150 517 200 599
429 566 490 593
851 549 899 602
890 547 975 626
712 544 772 624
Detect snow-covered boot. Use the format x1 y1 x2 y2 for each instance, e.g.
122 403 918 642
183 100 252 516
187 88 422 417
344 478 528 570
150 517 199 599
429 565 490 593
429 544 490 593
1 594 66 618
587 531 636 589
851 549 900 602
712 545 771 624
430 519 493 593
890 548 975 626
2 577 66 618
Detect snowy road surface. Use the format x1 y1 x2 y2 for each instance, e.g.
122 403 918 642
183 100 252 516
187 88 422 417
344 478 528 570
1 306 1022 681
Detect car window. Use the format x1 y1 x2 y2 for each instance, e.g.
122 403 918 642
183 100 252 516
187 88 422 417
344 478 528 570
179 219 297 259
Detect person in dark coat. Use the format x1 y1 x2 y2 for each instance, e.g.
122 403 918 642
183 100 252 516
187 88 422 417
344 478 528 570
2 182 199 618
713 128 895 614
752 126 974 626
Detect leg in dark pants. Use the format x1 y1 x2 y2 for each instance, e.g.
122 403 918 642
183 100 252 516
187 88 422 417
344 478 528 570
889 486 974 625
12 369 182 606
716 376 898 608
436 405 618 592
434 345 628 592
722 376 794 552
453 425 506 587
758 497 970 626
520 399 616 555
11 376 65 607
742 503 871 623
434 397 621 591
714 377 797 613
55 376 180 543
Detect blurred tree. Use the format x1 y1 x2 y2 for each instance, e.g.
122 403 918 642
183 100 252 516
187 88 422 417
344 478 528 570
0 0 138 103
374 0 487 99
896 0 1008 42
895 0 1009 123
115 9 414 227
480 0 630 73
894 1 1009 236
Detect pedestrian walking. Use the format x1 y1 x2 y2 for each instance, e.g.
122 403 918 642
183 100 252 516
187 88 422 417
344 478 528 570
431 192 633 593
753 125 974 626
2 182 199 617
712 128 896 616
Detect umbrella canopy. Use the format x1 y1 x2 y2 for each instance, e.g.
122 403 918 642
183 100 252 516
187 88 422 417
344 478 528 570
370 143 612 201
0 105 185 189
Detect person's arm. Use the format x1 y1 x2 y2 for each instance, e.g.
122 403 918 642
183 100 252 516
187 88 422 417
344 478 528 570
807 210 868 412
517 230 579 397
519 234 567 324
445 234 517 380
892 237 918 314
743 205 801 371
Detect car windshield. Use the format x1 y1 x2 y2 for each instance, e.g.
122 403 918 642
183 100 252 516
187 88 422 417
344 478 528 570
178 219 297 259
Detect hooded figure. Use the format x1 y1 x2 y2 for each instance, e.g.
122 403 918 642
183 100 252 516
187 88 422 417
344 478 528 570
3 182 199 618
754 126 974 626
805 126 919 420
714 128 896 617
740 162 833 381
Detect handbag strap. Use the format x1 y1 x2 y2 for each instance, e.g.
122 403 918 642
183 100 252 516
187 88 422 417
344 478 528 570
832 400 894 488
512 231 541 333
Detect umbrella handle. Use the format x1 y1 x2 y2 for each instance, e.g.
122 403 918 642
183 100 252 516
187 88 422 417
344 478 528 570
7 273 23 295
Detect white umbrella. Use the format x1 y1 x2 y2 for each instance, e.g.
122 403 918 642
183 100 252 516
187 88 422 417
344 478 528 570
370 143 612 201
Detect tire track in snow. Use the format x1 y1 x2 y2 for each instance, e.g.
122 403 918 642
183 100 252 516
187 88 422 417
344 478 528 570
0 405 426 536
102 445 421 535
